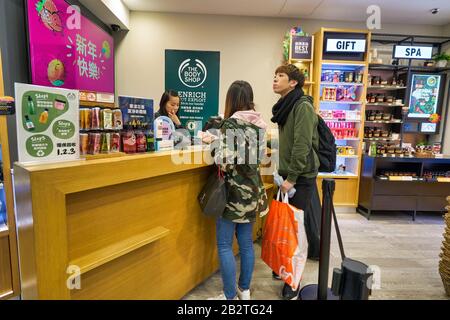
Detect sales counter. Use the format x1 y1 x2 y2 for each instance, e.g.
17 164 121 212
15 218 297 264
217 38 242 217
14 148 273 299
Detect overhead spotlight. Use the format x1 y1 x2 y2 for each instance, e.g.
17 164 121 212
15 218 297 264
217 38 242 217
430 8 440 14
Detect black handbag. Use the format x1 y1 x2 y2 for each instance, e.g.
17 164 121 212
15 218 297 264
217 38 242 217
330 202 373 300
197 166 227 217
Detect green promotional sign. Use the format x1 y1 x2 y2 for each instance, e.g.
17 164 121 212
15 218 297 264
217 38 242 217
165 50 220 134
15 83 80 163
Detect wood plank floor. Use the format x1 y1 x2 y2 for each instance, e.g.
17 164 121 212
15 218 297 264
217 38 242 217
183 212 449 300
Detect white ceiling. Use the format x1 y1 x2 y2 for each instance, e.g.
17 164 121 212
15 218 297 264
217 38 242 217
122 0 450 26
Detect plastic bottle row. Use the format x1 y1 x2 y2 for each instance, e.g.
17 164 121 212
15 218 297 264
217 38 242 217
80 108 123 131
80 130 156 155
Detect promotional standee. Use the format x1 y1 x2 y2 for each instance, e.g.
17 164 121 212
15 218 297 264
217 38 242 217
165 50 220 135
15 83 80 163
154 116 175 151
119 96 154 154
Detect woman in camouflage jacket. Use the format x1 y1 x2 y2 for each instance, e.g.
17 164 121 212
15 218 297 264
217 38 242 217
208 81 268 300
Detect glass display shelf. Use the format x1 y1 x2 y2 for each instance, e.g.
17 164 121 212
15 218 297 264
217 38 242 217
320 100 363 105
321 82 364 86
365 120 403 124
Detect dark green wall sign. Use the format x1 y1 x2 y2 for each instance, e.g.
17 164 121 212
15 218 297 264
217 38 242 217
165 49 220 135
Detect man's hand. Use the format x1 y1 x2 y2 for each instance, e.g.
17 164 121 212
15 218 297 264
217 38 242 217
281 180 294 194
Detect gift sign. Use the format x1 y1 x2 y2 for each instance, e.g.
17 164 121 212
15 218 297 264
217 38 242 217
15 83 79 163
26 0 115 96
326 39 366 53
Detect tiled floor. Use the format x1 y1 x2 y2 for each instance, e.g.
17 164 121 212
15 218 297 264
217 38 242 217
183 211 449 300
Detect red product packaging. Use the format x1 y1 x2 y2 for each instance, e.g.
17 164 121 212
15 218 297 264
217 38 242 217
111 133 121 153
88 133 101 155
136 130 147 153
122 129 136 154
91 107 101 130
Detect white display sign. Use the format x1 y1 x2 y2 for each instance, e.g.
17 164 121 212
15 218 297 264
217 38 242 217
393 45 433 59
326 39 366 53
15 83 80 164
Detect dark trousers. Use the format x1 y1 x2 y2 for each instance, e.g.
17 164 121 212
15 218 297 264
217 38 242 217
287 177 316 211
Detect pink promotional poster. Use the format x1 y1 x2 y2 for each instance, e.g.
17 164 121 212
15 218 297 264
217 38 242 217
26 0 114 95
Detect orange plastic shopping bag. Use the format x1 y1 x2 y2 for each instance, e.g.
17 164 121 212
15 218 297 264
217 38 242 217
261 191 308 290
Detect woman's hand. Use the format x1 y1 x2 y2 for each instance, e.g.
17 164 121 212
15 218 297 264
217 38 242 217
168 111 181 126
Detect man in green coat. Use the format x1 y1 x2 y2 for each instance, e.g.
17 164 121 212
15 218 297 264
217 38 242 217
271 64 320 300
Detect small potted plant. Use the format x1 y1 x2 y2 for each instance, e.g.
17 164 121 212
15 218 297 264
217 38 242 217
432 52 450 68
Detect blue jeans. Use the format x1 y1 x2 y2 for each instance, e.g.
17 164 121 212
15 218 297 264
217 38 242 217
216 217 255 299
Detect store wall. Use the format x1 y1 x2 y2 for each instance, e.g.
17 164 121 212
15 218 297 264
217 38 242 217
115 11 445 129
444 24 450 36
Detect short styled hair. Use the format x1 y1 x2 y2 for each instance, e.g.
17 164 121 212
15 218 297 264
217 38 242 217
275 64 305 89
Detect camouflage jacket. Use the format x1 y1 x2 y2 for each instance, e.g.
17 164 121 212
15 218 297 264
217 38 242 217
213 111 268 223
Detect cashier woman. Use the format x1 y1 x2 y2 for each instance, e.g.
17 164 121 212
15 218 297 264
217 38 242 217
155 90 191 147
154 90 185 129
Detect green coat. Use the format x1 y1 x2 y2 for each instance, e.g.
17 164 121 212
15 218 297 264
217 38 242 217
214 117 268 223
278 95 320 182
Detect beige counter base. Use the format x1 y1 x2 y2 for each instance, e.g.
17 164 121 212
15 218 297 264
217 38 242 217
15 150 224 299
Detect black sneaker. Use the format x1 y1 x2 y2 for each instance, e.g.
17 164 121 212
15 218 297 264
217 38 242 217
272 271 282 280
281 283 300 300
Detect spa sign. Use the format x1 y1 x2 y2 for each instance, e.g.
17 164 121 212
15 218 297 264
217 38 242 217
15 83 80 163
165 50 220 135
393 45 433 60
26 0 115 97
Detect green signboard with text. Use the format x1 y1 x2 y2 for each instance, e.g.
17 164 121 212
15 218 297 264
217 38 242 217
165 49 220 134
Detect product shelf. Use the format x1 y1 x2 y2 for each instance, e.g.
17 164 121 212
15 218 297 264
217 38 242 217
320 100 363 105
367 86 407 90
69 226 170 275
337 155 359 159
365 120 403 124
324 119 361 122
322 60 366 67
83 152 127 161
368 64 409 71
335 138 360 141
321 82 364 86
318 172 359 179
364 137 401 141
365 103 404 107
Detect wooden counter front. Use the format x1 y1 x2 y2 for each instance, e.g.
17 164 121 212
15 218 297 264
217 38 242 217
14 149 222 299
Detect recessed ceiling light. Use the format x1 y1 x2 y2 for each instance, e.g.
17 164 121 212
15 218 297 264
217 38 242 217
430 8 440 14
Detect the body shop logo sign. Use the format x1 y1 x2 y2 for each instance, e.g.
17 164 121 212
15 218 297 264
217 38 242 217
178 59 207 88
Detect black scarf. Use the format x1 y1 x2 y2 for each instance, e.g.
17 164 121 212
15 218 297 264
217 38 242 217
271 88 304 127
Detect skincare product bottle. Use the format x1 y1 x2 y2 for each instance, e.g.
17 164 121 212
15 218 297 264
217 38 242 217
28 96 35 115
25 115 35 130
39 108 49 124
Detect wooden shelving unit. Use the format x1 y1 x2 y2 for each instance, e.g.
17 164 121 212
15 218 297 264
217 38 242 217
313 27 371 207
0 51 20 299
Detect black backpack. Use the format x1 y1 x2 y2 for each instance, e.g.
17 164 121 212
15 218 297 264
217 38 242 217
316 115 337 173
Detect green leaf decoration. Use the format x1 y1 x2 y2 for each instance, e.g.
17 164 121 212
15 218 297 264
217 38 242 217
36 0 46 13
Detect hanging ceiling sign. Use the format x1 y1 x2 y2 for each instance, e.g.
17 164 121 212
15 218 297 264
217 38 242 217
326 39 366 53
393 45 433 59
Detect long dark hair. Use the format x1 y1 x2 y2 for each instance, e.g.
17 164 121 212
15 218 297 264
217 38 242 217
224 81 255 119
158 90 180 116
